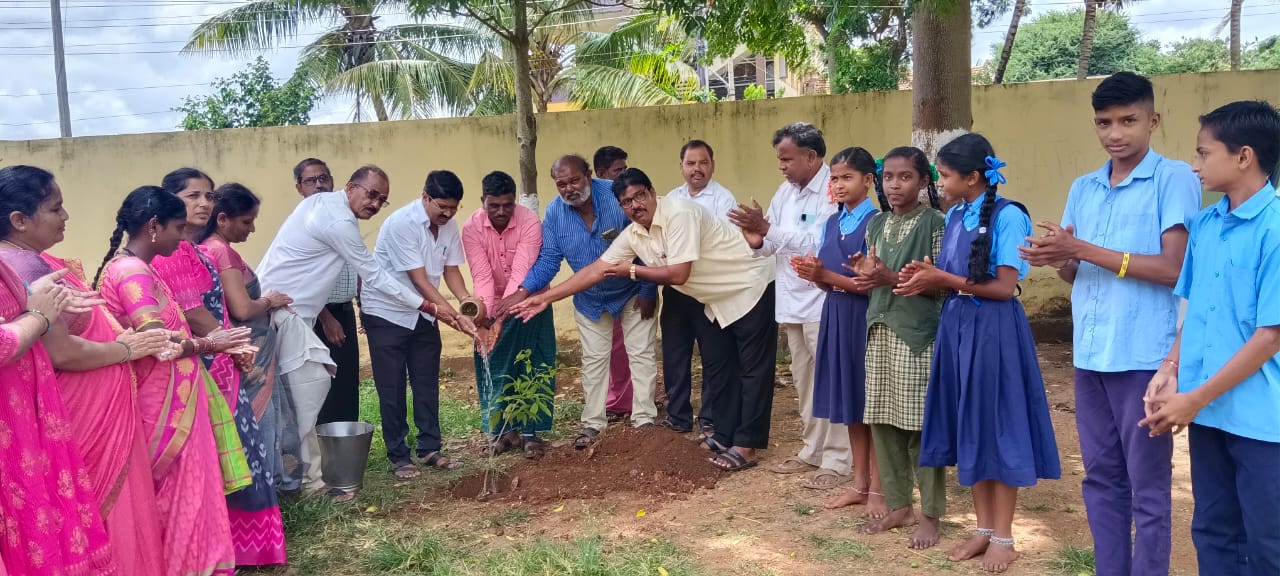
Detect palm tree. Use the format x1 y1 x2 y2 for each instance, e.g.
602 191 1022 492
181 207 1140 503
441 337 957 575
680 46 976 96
993 0 1029 84
184 1 482 121
1214 0 1245 70
1077 0 1128 79
566 13 703 109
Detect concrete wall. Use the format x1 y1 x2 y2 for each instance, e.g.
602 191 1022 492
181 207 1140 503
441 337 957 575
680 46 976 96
3 70 1276 322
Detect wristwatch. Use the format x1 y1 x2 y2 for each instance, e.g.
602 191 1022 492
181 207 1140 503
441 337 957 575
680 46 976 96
629 264 637 281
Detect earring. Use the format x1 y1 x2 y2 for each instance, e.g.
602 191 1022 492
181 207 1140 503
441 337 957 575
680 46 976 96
151 230 157 243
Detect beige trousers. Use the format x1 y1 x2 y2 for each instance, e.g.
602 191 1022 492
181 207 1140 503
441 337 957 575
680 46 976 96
784 322 852 475
575 297 658 430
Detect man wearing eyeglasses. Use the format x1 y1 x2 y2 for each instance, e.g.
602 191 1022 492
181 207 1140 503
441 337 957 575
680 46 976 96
292 158 363 433
259 164 432 495
512 167 777 471
517 154 659 448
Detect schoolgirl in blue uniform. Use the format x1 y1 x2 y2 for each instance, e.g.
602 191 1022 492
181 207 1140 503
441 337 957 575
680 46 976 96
894 133 1061 573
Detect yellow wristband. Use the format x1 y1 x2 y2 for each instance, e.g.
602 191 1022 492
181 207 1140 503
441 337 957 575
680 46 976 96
1118 252 1131 278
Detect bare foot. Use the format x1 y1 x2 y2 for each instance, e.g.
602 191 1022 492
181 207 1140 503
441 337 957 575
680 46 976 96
947 533 991 562
981 541 1019 573
863 506 915 535
865 491 888 519
824 487 867 509
909 515 941 549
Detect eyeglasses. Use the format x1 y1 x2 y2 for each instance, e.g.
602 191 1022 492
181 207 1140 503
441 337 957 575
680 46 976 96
301 174 333 187
430 198 459 216
351 183 389 208
617 189 651 209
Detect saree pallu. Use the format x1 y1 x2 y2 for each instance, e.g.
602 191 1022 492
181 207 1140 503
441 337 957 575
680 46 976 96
475 308 557 436
0 260 117 576
156 240 285 566
99 256 240 576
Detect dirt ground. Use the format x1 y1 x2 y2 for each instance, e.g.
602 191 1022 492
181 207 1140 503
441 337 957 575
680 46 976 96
381 341 1197 576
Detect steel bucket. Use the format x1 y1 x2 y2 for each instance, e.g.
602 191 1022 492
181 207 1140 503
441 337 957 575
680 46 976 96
316 421 375 491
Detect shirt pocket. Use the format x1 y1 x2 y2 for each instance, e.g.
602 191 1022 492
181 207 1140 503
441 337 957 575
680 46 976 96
1224 263 1259 327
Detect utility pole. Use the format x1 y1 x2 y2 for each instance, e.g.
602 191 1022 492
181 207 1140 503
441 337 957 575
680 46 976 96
50 0 72 137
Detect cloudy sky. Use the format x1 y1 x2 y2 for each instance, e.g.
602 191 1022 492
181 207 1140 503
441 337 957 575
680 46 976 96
0 0 1273 141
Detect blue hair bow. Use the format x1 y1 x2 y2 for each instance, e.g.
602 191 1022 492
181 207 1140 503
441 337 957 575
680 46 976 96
984 156 1007 187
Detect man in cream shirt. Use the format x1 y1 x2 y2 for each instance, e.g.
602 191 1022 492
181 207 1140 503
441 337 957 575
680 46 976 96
660 139 740 434
512 168 777 472
729 122 848 489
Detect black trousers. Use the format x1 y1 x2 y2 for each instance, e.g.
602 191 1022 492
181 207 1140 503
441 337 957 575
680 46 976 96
660 285 730 431
362 313 443 466
316 301 362 425
706 283 777 450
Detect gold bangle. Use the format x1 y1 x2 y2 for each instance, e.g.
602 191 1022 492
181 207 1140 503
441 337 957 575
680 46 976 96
1117 252 1131 279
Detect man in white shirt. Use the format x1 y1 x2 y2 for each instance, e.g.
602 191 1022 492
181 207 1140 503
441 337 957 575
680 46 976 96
362 170 476 479
729 122 850 489
661 139 740 434
511 168 777 471
259 165 430 493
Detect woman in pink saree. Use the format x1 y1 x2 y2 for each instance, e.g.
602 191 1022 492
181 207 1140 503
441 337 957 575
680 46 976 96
154 168 286 567
0 251 117 575
94 186 254 576
0 165 179 575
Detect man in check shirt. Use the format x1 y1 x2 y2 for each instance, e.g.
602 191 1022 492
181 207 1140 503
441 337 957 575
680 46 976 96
512 168 777 471
661 139 740 434
729 122 851 489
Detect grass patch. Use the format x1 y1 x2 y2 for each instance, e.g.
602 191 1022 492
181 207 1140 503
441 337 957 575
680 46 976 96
481 536 705 576
1022 502 1052 513
1048 545 1096 576
367 533 462 575
792 503 815 516
807 534 870 561
484 508 533 528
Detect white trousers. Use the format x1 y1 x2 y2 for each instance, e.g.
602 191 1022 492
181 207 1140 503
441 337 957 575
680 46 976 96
784 322 852 475
574 297 658 430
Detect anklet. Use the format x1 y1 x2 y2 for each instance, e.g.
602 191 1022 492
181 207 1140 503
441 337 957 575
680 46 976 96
851 488 885 497
989 536 1014 547
974 528 995 537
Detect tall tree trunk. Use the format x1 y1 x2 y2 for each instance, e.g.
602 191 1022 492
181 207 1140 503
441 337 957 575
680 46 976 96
512 0 540 213
911 0 973 169
1229 0 1243 70
1077 0 1099 80
993 0 1027 84
371 93 390 122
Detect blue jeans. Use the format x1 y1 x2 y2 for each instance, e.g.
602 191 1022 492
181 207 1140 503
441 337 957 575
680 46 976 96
1189 423 1280 576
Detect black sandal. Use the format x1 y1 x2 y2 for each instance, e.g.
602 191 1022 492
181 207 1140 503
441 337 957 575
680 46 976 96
419 451 460 470
523 436 546 459
485 431 524 456
574 427 601 450
699 435 727 454
709 448 758 472
660 418 692 433
390 462 421 479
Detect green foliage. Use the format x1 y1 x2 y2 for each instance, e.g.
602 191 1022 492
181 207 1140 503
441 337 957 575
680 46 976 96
742 83 767 100
807 534 870 561
831 40 901 93
1049 545 1096 575
489 349 556 433
989 9 1143 82
175 56 317 130
1135 37 1230 75
1244 36 1280 69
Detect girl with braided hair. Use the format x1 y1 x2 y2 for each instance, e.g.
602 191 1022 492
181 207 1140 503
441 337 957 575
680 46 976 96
894 133 1061 573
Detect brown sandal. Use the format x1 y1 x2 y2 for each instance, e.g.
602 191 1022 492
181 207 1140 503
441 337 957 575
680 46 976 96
419 451 460 470
523 436 546 459
574 428 601 450
391 462 421 479
485 431 524 456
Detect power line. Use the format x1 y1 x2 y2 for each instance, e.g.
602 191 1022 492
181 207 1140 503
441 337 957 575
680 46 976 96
0 82 210 98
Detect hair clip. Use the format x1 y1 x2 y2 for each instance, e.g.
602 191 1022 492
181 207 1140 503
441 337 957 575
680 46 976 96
984 156 1008 187
874 158 884 176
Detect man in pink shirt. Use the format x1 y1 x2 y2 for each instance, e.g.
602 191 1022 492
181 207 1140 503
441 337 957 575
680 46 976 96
462 171 556 459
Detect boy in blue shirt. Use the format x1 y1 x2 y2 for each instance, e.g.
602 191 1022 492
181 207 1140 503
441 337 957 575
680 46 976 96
1140 100 1280 576
1021 72 1200 576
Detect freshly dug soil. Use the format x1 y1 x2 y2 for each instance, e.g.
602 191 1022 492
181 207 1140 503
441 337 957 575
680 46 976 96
450 426 725 504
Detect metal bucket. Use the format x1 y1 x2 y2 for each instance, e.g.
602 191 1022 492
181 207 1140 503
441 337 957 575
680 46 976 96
315 421 375 491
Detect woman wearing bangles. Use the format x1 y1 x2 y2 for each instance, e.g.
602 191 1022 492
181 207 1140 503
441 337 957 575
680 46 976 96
94 186 255 576
0 263 124 576
0 166 180 575
153 168 286 567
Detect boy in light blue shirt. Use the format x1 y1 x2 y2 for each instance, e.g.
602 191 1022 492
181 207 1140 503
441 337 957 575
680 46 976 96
1140 100 1280 576
1021 72 1200 576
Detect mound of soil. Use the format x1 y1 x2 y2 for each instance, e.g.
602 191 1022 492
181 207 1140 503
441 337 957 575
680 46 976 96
451 426 725 504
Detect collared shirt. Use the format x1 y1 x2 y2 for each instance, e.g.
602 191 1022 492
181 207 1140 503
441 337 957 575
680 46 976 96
944 191 1031 280
819 198 878 247
258 190 424 322
1175 182 1280 443
327 263 357 303
602 197 774 327
521 178 656 320
1063 150 1202 372
757 163 837 324
462 204 542 312
666 180 738 222
362 198 465 330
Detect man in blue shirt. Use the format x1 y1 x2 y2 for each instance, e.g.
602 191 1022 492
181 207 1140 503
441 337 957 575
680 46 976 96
1021 72 1201 576
1141 100 1280 576
518 155 659 446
